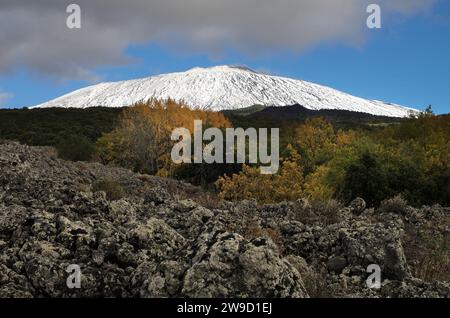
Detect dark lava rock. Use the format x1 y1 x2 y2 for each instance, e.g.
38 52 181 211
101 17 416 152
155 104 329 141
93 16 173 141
349 197 366 215
0 141 448 298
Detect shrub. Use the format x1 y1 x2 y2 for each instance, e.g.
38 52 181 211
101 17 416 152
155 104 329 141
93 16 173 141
244 222 284 254
378 195 409 215
92 177 125 201
57 135 96 162
301 267 334 298
311 199 343 225
340 151 425 207
303 165 334 201
294 199 342 226
341 152 388 206
216 148 304 204
294 117 336 174
404 227 450 283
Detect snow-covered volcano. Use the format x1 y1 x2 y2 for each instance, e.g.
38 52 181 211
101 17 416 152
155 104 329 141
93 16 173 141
32 65 418 117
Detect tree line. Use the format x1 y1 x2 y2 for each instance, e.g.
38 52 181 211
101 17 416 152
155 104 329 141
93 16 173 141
1 101 448 207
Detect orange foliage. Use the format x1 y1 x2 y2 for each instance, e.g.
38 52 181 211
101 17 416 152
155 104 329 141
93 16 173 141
97 98 231 175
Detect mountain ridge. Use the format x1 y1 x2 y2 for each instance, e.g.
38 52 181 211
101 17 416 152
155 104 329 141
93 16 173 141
32 65 419 118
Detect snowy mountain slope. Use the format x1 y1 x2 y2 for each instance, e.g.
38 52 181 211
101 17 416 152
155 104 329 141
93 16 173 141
32 65 419 117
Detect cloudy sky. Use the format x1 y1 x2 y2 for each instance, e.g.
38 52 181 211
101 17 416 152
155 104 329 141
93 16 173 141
0 0 449 113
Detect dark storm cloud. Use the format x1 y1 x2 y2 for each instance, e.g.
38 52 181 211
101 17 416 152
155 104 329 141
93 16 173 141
0 0 437 80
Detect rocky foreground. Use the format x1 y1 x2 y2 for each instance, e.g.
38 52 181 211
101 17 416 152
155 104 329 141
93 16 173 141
0 141 449 298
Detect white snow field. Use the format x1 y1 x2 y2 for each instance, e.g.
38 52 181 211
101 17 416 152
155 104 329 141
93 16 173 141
33 65 418 117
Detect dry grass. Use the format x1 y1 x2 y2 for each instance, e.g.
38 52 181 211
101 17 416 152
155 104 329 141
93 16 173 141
294 199 343 226
379 195 409 215
404 227 450 282
244 223 284 254
302 267 334 298
92 177 125 201
402 210 450 284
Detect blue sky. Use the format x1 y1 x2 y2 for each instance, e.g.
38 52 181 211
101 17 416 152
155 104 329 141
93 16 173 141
0 0 449 114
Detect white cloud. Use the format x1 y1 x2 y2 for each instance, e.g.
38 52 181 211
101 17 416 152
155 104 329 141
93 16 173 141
0 0 438 81
0 92 13 107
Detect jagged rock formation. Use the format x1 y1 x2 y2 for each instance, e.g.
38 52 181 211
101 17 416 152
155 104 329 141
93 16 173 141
0 141 448 298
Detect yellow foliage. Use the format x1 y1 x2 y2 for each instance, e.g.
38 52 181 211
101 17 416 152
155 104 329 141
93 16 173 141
336 129 361 146
304 165 334 201
97 98 231 175
216 148 304 204
295 117 336 161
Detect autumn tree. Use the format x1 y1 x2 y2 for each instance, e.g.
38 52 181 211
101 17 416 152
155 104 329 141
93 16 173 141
294 117 336 174
97 98 231 175
216 146 304 204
